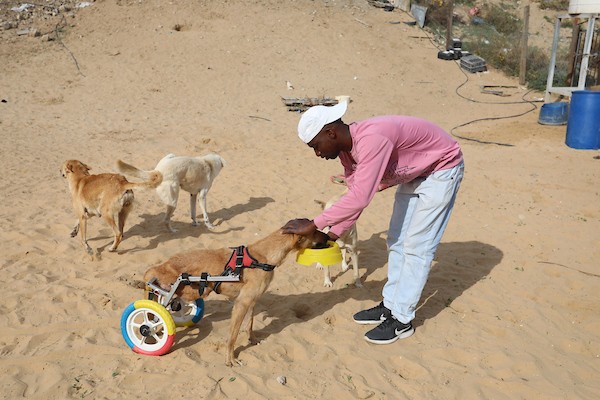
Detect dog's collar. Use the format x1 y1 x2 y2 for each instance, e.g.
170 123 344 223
212 246 276 294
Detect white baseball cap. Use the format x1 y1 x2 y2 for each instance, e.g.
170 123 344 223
297 101 348 144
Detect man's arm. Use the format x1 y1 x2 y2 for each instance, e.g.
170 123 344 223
317 135 394 236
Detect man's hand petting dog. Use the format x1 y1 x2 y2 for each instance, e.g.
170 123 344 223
282 219 332 245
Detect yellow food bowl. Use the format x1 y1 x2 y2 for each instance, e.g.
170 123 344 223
296 241 343 266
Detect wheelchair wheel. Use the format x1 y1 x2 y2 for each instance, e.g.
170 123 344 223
169 298 205 327
121 300 176 356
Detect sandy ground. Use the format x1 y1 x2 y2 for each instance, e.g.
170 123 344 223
1 1 599 399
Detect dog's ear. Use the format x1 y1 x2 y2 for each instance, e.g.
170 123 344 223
76 162 91 175
292 233 314 250
300 230 329 248
313 230 330 246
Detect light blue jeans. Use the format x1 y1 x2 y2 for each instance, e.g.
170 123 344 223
383 161 464 324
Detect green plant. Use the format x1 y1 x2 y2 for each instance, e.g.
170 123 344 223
526 46 554 90
560 19 574 28
419 0 572 90
480 3 522 35
538 0 569 11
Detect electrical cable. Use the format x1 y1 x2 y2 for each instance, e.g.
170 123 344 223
448 56 539 146
394 7 541 146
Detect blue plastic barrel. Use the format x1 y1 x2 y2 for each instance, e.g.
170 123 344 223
538 102 569 125
565 90 600 149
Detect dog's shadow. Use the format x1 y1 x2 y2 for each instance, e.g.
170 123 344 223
171 237 503 356
124 196 275 251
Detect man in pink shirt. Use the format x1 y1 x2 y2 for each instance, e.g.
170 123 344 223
283 101 464 344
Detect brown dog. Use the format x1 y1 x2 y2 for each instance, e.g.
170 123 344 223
61 160 162 255
143 228 328 366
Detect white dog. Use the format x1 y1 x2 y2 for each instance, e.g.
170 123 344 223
117 153 225 232
315 190 362 288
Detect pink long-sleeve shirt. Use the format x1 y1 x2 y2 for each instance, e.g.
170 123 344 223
313 115 463 236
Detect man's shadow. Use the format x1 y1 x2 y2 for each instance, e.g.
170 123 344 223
171 232 503 353
414 240 504 325
124 196 275 251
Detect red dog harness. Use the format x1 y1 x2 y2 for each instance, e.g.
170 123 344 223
211 246 276 294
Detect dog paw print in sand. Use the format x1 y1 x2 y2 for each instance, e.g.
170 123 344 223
118 275 146 289
323 314 337 326
184 348 210 366
292 303 312 320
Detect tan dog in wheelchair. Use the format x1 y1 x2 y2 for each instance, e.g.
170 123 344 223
143 227 329 366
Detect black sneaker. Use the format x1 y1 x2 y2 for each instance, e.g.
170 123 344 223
364 316 414 344
352 302 392 325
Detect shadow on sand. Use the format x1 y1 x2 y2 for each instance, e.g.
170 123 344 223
123 196 275 251
169 237 503 356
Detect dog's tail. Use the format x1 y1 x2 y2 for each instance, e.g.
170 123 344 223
116 160 151 179
204 153 226 171
117 160 163 189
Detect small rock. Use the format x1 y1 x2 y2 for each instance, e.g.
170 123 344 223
1 21 15 30
276 375 286 385
16 28 30 36
11 4 34 12
28 28 40 37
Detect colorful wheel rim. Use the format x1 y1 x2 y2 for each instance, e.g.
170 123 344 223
121 300 176 356
170 298 205 327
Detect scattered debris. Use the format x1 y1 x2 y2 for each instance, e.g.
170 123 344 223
469 7 480 16
438 38 470 61
411 4 428 28
366 0 394 12
248 115 271 122
14 26 40 37
281 96 339 112
396 0 411 12
11 3 35 13
460 54 487 73
353 17 371 28
471 16 485 25
0 1 88 39
480 85 518 97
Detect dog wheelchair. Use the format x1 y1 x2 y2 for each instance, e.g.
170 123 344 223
120 272 240 356
120 245 278 356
